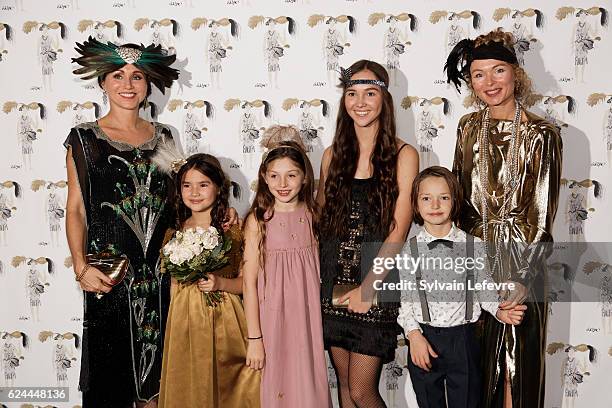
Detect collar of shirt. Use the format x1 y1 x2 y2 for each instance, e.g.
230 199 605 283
416 223 466 244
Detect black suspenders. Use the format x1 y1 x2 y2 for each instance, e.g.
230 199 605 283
408 234 475 323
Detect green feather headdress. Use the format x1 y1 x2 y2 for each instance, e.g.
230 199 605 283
72 36 179 93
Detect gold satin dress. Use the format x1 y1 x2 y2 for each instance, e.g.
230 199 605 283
158 225 260 408
452 109 562 408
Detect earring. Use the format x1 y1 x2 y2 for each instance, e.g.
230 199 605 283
143 96 149 108
102 91 108 105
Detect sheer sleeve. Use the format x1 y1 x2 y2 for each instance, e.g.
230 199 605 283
64 127 91 219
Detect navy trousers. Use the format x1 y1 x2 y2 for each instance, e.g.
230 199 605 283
407 323 481 408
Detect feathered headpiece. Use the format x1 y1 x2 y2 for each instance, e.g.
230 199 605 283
72 36 179 93
444 38 518 92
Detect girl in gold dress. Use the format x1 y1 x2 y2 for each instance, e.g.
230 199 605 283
157 153 260 408
445 30 562 407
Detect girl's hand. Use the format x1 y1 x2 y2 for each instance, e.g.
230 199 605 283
197 275 219 292
338 286 372 314
77 266 114 294
246 339 265 370
496 304 527 326
407 330 438 372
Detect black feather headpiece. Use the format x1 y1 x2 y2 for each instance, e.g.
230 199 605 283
444 38 518 92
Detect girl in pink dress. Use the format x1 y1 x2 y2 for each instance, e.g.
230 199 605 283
242 125 331 408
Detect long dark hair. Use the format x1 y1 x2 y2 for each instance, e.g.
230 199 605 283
174 154 238 231
247 140 317 264
321 59 399 238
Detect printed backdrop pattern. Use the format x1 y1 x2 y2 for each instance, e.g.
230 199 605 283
1 0 611 407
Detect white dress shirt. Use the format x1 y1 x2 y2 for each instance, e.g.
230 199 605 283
397 223 501 334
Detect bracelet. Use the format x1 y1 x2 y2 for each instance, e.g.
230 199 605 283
76 264 91 282
247 335 262 340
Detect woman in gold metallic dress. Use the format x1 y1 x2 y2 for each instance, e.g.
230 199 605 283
445 30 562 407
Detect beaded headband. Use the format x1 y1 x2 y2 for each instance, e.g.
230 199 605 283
339 67 387 89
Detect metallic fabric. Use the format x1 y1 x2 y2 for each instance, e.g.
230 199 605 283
158 225 260 407
453 109 562 408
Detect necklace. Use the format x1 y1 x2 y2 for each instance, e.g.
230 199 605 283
478 101 523 278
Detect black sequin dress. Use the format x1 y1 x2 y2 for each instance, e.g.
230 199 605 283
64 122 175 407
320 178 401 363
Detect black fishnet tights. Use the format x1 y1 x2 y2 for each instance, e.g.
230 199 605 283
330 347 386 408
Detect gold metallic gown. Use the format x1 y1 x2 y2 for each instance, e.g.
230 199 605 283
452 109 562 408
158 225 260 408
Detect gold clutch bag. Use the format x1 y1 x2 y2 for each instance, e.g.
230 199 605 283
331 284 378 308
86 253 129 298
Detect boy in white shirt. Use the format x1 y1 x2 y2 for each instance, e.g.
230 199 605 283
397 166 526 407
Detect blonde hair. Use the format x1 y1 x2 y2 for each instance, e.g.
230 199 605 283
465 29 533 108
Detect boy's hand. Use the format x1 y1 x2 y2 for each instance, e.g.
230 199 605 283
407 330 438 372
496 304 527 325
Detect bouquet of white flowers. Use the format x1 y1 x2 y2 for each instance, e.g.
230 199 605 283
161 226 232 306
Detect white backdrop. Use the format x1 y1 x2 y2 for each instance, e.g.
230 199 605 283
0 0 611 407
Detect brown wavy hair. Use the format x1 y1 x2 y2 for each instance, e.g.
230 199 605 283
246 139 318 265
174 153 237 232
465 28 533 107
410 166 463 226
321 59 399 239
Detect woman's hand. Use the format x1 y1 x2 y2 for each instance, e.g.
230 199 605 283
246 339 265 370
223 207 240 230
197 275 220 292
77 266 114 294
496 304 527 326
338 286 373 314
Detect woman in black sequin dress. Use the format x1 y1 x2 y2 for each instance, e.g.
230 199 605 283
65 38 178 408
317 60 418 407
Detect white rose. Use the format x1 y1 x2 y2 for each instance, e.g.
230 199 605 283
201 231 220 250
169 253 181 265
